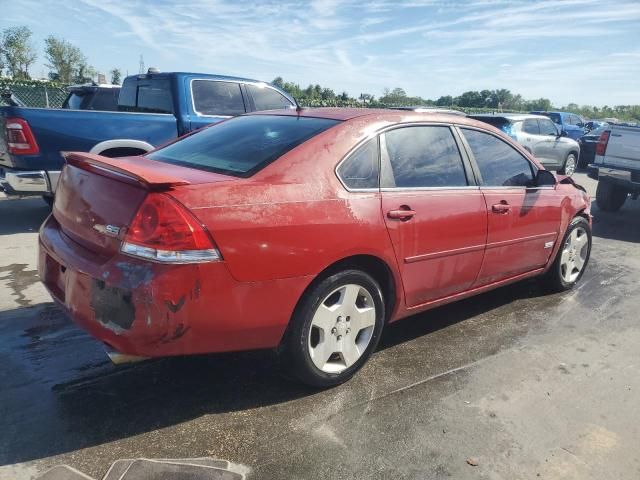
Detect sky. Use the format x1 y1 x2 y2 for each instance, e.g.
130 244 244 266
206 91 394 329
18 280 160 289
3 0 640 106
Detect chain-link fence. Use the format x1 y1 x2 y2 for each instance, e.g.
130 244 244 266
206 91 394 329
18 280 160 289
0 79 68 108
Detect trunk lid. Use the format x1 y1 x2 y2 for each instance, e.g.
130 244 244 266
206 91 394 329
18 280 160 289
53 152 233 257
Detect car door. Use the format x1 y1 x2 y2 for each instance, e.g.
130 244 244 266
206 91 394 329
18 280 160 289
188 79 247 132
379 125 487 307
459 127 561 286
536 118 566 168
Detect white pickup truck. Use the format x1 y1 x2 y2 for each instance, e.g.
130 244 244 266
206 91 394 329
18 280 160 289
589 124 640 211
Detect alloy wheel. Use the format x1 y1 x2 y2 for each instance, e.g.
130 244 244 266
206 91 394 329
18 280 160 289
564 154 577 176
308 284 376 373
560 226 589 283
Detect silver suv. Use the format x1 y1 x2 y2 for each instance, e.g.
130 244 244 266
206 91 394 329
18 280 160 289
469 114 580 175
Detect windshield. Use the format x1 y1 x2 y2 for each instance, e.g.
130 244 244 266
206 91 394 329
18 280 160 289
147 115 340 177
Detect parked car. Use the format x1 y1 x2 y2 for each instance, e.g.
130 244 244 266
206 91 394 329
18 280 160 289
0 70 295 203
588 124 640 211
38 109 592 387
469 113 580 175
577 124 609 169
530 111 587 140
62 83 121 111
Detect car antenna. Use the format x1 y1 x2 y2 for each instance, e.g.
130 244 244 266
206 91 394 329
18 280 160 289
294 97 303 114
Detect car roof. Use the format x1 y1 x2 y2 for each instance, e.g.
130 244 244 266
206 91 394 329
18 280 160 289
250 107 499 129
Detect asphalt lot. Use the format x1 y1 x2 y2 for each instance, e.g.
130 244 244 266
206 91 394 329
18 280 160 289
1 172 640 479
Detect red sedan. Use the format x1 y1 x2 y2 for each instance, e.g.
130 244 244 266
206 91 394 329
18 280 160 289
38 108 592 386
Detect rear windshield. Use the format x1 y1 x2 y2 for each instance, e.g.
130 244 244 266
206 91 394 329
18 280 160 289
146 115 340 177
118 77 173 114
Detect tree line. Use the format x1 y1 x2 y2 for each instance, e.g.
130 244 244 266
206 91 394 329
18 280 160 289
0 26 122 84
273 77 639 122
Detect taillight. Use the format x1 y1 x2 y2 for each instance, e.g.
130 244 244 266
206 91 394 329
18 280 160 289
121 193 221 263
5 117 39 155
595 130 610 156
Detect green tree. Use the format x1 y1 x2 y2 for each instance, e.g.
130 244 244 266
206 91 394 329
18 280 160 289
0 26 37 79
44 36 87 83
435 95 453 106
110 68 122 85
271 76 284 88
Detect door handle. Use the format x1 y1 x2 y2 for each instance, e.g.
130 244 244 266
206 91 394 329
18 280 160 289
491 202 511 214
387 207 416 220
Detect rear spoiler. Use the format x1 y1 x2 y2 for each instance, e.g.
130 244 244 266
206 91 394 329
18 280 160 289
63 152 191 190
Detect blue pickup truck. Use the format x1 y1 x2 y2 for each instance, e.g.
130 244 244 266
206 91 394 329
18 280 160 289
0 70 296 202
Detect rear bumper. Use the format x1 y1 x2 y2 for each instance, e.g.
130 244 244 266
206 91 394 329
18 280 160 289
0 167 60 195
38 215 312 358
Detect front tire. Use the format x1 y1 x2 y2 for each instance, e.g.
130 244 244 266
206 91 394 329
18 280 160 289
596 180 627 212
541 216 591 292
560 153 577 176
280 270 385 388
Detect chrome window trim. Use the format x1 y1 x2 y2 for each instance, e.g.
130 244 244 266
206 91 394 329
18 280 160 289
380 186 481 192
189 78 294 118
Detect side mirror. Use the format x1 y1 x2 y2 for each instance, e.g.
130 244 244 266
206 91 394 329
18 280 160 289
535 169 556 187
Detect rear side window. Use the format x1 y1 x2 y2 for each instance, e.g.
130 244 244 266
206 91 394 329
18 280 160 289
118 78 173 114
147 115 340 177
63 93 84 109
522 119 540 134
337 138 379 189
462 129 534 187
247 84 293 111
382 126 468 188
538 119 558 135
192 80 245 116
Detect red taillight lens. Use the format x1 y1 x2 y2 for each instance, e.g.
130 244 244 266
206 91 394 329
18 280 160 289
595 130 610 156
5 117 39 155
122 193 221 263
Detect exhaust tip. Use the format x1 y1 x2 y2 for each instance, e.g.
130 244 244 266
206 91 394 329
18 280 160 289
105 345 148 365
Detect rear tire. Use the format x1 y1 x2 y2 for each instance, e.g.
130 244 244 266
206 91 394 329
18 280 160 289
280 269 385 388
596 180 627 212
540 216 591 292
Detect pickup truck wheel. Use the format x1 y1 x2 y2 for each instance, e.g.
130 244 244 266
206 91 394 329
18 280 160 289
560 153 577 176
541 216 591 292
596 180 627 212
279 269 385 388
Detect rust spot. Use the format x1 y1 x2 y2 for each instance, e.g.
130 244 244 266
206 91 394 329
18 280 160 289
165 295 186 313
90 280 135 331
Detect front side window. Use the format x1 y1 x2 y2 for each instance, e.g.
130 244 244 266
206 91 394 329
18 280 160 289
382 126 468 188
547 113 562 124
192 80 246 116
337 138 379 189
538 119 558 136
247 84 293 111
462 128 534 187
522 119 540 134
147 115 340 177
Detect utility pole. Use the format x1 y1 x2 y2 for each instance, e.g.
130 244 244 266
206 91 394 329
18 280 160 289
139 54 145 74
